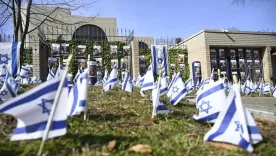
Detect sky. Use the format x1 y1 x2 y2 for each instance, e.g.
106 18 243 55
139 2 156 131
2 0 276 39
70 0 276 39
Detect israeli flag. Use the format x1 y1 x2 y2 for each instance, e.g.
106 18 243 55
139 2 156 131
7 71 19 93
122 71 133 93
167 73 187 105
151 45 168 76
17 66 31 79
55 65 65 78
102 69 109 85
272 85 276 97
140 65 155 96
68 69 88 116
0 42 21 77
184 78 193 94
193 81 226 123
262 83 271 95
0 66 7 83
103 65 118 92
167 72 177 92
152 79 169 117
244 79 253 96
0 72 17 102
204 88 263 152
136 75 144 88
160 72 168 96
209 73 215 84
0 77 69 140
47 68 55 81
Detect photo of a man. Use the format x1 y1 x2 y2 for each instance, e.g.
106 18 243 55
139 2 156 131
77 45 86 58
51 43 60 56
123 46 130 56
110 45 118 56
60 43 69 56
93 46 101 57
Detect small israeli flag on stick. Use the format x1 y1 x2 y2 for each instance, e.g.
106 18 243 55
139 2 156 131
122 70 133 93
47 68 55 81
151 45 168 76
140 65 155 97
167 73 187 105
37 54 73 155
160 72 168 96
102 68 109 85
0 72 17 102
204 75 263 153
193 80 226 123
103 64 118 92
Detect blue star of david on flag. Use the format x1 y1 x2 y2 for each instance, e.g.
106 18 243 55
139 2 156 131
0 90 8 96
199 101 212 113
0 54 10 65
38 99 54 115
172 86 179 93
234 121 244 133
157 57 163 64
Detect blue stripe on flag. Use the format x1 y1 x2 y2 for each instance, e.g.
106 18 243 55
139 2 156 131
196 83 224 104
163 46 168 76
69 85 78 116
0 81 60 112
160 88 168 94
206 97 236 141
171 88 187 105
157 105 168 111
142 82 154 88
11 42 18 76
13 120 66 134
79 100 86 107
196 112 219 122
153 46 157 75
238 137 250 150
123 72 129 91
247 126 260 135
105 78 117 86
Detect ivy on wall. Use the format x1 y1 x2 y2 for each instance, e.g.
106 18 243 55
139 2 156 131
47 40 127 80
21 48 33 65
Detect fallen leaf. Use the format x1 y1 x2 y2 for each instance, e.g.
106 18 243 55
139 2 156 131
206 141 243 151
108 140 116 151
101 152 110 156
129 144 152 153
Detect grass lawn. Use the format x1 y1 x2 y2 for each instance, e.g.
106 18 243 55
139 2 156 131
0 86 275 156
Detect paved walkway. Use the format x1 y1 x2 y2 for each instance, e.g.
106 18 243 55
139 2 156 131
186 96 276 122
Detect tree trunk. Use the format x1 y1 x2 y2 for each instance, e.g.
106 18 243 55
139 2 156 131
20 0 32 65
14 0 22 42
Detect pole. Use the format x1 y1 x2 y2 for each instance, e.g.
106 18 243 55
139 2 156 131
37 54 73 156
84 54 91 120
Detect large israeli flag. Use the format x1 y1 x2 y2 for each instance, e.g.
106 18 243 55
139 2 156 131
0 42 21 77
0 77 69 140
151 45 168 76
103 65 118 92
122 71 133 93
204 88 263 152
68 69 88 116
0 72 18 102
193 81 226 123
167 73 187 105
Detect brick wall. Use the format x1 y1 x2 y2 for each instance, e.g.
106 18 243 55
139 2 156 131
131 41 139 77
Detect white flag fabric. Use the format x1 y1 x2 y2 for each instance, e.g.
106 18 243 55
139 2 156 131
151 45 168 76
0 66 7 83
122 71 133 93
272 86 276 97
47 68 55 81
262 83 270 95
167 73 187 105
0 77 69 140
193 81 226 123
55 65 65 78
204 88 263 152
160 72 168 96
185 78 193 94
103 65 118 92
140 65 155 96
0 42 21 77
102 69 109 85
136 75 144 88
68 69 88 116
152 83 169 116
17 66 31 79
0 72 18 102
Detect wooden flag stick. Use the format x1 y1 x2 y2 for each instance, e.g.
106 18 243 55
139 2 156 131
84 54 91 120
37 54 73 156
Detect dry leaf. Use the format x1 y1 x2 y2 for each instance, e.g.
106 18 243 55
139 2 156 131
108 140 116 151
129 144 152 153
206 141 243 151
101 152 110 156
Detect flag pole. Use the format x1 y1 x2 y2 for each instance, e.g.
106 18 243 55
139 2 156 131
84 54 91 120
37 54 73 156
